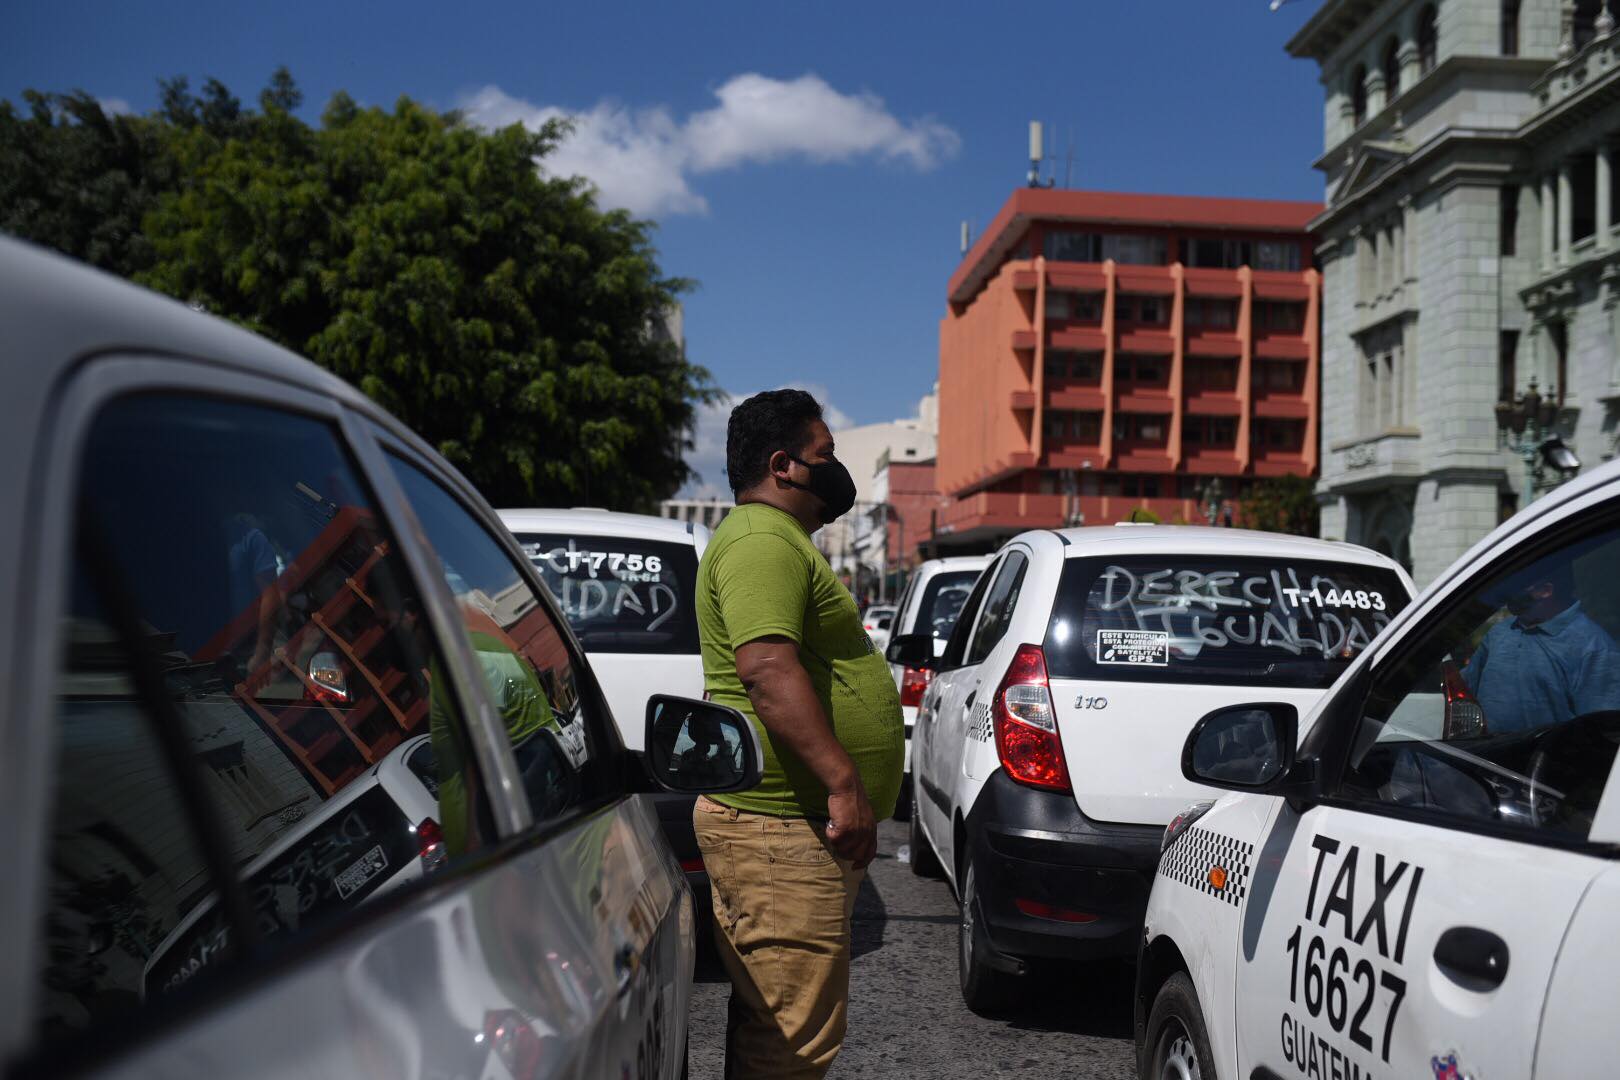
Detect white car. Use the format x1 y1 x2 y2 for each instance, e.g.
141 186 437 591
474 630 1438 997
1137 458 1620 1080
893 527 1414 1013
864 604 898 655
0 237 762 1078
497 509 712 910
887 555 992 817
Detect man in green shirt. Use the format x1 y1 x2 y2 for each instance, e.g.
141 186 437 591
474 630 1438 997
693 389 903 1078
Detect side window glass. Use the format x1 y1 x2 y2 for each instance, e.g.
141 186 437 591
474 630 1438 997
1337 521 1620 842
386 456 605 823
939 562 997 670
966 553 1029 666
39 395 484 1044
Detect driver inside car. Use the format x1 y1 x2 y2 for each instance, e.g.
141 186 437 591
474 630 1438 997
1462 561 1620 733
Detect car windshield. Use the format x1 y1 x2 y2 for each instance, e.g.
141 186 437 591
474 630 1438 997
515 532 700 655
1043 554 1410 688
915 570 981 639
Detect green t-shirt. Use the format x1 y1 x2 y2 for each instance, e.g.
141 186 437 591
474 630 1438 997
696 502 904 819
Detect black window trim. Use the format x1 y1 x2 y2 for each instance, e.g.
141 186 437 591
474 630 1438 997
938 557 999 672
1302 496 1620 860
966 548 1031 667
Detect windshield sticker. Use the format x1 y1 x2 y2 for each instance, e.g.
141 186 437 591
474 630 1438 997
1097 629 1170 666
522 540 664 583
333 844 389 900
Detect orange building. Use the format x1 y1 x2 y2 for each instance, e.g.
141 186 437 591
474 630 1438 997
935 188 1322 550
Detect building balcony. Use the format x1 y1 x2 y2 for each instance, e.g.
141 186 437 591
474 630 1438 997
937 491 1070 535
1186 330 1243 358
1044 446 1107 470
1184 390 1242 415
1254 334 1310 360
1182 269 1244 297
1115 443 1174 471
1117 387 1174 412
1011 389 1036 410
1253 393 1310 419
1182 448 1244 475
1047 265 1107 292
1116 268 1175 295
1252 449 1310 477
1012 329 1038 351
1050 326 1108 351
1252 272 1312 301
1118 329 1174 353
1047 385 1107 411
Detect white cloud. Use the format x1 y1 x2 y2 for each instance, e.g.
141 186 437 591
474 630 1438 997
98 97 133 116
458 74 959 218
679 384 852 499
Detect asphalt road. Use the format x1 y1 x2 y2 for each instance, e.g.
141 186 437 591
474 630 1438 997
688 818 1137 1078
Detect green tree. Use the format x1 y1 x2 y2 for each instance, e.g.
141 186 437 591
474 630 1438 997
1238 474 1320 536
3 71 711 510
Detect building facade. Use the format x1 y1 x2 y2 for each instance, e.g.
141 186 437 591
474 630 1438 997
1292 0 1620 582
935 189 1322 552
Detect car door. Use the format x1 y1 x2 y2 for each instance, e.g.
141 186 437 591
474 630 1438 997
380 442 687 1080
10 362 678 1079
915 560 998 866
1233 502 1620 1080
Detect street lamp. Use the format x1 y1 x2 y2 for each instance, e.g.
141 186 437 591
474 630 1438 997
1495 377 1581 510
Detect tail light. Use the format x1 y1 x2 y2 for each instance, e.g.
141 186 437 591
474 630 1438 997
415 817 447 875
305 650 349 705
899 666 933 707
1441 660 1487 739
991 644 1070 793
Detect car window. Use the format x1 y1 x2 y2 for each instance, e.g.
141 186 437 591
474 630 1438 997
513 532 699 655
939 559 999 671
965 552 1029 666
1336 517 1620 843
1043 555 1410 688
915 569 982 640
37 394 487 1046
387 457 608 823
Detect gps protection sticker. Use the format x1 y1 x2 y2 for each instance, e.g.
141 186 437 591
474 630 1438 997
1159 825 1253 907
1096 629 1169 666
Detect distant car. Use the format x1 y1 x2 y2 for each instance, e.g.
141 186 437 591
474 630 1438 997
1137 461 1620 1080
863 603 897 654
1 236 761 1079
895 526 1413 1013
886 556 992 820
497 509 712 920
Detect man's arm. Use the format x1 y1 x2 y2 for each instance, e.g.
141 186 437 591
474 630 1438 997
735 636 877 869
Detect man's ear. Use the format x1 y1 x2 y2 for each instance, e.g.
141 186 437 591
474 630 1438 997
767 449 794 482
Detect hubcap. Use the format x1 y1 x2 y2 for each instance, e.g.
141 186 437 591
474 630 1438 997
1157 1020 1201 1080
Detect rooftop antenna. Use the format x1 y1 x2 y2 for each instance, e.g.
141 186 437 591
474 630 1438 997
960 220 972 255
1027 121 1053 188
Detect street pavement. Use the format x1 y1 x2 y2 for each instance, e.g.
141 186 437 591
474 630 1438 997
688 818 1137 1078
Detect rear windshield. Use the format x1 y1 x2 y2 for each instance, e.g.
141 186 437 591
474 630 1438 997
915 570 982 639
515 533 699 655
1043 555 1410 688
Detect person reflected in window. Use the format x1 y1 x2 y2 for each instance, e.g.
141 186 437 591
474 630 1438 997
227 512 283 683
1463 564 1620 732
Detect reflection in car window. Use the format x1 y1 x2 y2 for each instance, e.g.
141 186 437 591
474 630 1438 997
387 457 602 828
966 553 1028 666
1044 555 1409 687
39 395 483 1044
514 532 699 655
1339 523 1620 841
915 570 981 640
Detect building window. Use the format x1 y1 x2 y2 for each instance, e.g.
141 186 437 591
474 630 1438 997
1498 329 1519 403
1550 320 1569 403
1102 234 1169 266
1255 240 1302 272
1502 0 1520 55
1072 353 1101 381
1120 475 1161 498
1118 353 1166 385
1256 300 1306 332
1118 295 1167 325
1352 64 1369 126
1418 5 1438 71
1253 420 1305 452
1044 231 1101 262
1185 416 1237 447
1045 412 1067 439
1382 36 1402 102
1500 185 1519 256
1045 355 1066 380
1072 412 1102 442
1256 360 1304 392
1189 358 1238 390
1114 414 1169 444
1185 298 1237 328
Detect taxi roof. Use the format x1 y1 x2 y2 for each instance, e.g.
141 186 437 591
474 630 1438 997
496 507 702 545
1039 525 1407 573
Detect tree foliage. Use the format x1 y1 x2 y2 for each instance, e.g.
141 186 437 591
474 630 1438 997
1 70 710 510
1238 474 1320 537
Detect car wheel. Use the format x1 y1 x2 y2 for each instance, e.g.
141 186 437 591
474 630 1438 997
958 861 1016 1015
908 785 941 878
1142 972 1215 1080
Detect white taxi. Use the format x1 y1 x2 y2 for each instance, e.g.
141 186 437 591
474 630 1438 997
1137 458 1620 1080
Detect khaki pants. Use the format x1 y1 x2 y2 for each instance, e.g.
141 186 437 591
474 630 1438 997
693 795 865 1078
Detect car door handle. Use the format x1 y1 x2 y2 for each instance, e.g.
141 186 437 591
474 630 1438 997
1433 926 1510 992
613 943 641 997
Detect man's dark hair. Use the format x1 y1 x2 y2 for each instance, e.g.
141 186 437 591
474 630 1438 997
726 389 824 496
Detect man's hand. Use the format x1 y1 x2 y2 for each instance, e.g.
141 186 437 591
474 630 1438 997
825 785 877 869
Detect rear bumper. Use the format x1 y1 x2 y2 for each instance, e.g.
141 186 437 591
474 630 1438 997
965 770 1162 965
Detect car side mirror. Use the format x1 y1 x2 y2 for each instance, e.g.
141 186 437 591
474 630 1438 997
643 695 763 795
1182 703 1299 792
886 633 935 668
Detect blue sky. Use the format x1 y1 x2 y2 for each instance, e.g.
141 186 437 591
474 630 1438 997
5 0 1327 495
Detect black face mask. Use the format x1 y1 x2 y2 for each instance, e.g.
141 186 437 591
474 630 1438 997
784 454 857 524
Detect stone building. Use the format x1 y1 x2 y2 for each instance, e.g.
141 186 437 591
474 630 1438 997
1290 0 1620 582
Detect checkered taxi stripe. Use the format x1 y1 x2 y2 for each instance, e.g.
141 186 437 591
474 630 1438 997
1159 825 1253 906
968 701 993 743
